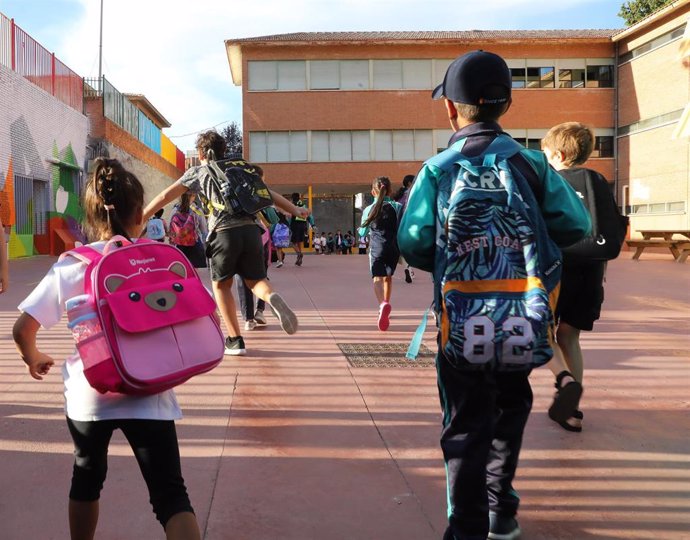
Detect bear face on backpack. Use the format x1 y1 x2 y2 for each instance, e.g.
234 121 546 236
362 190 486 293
61 237 224 394
433 135 562 371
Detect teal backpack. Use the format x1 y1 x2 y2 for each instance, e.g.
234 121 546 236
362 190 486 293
408 135 562 371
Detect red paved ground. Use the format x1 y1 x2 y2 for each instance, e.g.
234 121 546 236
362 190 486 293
0 250 688 539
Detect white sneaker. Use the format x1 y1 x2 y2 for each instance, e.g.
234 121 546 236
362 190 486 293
244 319 257 331
275 261 283 268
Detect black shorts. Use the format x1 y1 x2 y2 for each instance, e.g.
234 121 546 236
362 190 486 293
370 254 399 278
556 261 606 331
66 418 193 527
290 220 307 244
205 225 267 282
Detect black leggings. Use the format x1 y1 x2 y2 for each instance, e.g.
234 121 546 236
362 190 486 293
66 418 194 527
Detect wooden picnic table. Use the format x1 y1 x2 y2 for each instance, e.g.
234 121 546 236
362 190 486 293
626 230 690 262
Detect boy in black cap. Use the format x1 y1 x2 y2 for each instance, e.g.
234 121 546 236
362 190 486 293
398 51 590 540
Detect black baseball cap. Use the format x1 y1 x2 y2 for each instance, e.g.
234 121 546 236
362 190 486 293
432 50 511 105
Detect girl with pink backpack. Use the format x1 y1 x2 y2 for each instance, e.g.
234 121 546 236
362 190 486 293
13 158 201 540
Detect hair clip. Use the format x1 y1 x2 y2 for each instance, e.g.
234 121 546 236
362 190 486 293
104 204 115 211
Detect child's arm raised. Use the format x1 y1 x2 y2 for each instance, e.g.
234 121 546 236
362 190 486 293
142 181 188 225
13 313 55 380
268 189 310 218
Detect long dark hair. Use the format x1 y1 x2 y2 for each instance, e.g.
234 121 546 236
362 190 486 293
179 191 193 214
393 174 415 202
362 176 392 227
83 158 144 242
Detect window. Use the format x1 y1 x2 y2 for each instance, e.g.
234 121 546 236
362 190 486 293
592 136 613 158
526 139 542 150
249 131 307 162
510 68 526 88
340 60 369 90
374 130 393 160
619 24 686 64
586 65 613 88
329 131 352 161
402 60 432 89
310 61 339 90
558 69 585 88
434 60 453 87
311 132 330 161
414 130 433 160
277 61 306 90
267 132 290 161
393 131 414 160
373 60 402 89
352 131 371 161
249 132 267 162
668 201 685 212
13 174 48 235
248 61 277 91
527 67 554 88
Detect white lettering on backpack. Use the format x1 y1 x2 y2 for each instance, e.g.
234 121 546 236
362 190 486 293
129 257 156 266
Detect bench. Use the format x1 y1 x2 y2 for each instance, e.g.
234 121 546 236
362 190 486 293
626 239 690 262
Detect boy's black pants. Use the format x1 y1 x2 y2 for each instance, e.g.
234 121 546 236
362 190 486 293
436 355 533 540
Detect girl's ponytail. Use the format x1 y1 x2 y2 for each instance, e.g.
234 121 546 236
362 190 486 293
362 176 391 228
83 158 144 242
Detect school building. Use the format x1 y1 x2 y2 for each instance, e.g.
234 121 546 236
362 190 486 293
225 1 690 237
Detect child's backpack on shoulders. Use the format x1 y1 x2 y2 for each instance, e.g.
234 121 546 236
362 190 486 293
204 156 274 216
61 236 224 394
169 211 198 246
427 134 562 371
559 168 628 262
272 222 291 248
146 217 165 240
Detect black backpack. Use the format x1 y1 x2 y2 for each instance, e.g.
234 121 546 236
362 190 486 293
559 168 629 262
205 158 273 216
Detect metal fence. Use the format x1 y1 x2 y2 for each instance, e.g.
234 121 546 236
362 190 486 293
0 12 83 112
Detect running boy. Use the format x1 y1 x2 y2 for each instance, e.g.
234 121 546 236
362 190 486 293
541 121 618 432
398 51 590 540
143 130 309 356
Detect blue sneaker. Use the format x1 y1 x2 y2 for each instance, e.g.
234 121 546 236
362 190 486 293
488 512 521 540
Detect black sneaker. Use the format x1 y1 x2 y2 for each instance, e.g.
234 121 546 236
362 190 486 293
488 513 521 540
404 268 412 283
224 336 246 356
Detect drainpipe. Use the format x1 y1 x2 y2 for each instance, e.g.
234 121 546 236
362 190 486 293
614 40 620 208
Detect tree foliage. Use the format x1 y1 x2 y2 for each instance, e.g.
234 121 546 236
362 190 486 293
221 121 243 156
618 0 673 26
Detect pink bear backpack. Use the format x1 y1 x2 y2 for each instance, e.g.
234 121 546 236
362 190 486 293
60 236 224 394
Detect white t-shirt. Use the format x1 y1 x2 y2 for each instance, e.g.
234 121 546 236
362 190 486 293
17 242 182 422
320 236 327 248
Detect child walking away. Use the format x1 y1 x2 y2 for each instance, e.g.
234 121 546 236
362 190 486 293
398 51 590 540
169 192 206 268
12 158 201 540
146 208 167 242
541 122 628 433
290 193 313 266
143 131 309 356
358 176 402 331
271 213 291 267
394 175 416 284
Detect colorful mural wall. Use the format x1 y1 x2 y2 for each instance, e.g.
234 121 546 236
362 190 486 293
0 62 88 258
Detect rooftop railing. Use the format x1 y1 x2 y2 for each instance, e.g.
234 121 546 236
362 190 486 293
1 12 83 113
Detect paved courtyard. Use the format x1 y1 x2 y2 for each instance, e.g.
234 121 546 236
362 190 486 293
0 250 688 539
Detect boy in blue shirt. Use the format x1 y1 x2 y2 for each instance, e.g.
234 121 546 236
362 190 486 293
398 51 590 540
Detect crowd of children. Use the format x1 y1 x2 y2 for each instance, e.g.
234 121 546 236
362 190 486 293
10 48 626 540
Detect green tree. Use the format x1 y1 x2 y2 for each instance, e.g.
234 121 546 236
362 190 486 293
618 0 673 26
221 121 243 156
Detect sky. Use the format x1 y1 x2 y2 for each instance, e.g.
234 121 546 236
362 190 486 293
0 0 627 152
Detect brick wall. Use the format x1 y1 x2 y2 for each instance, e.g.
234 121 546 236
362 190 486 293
0 63 88 257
